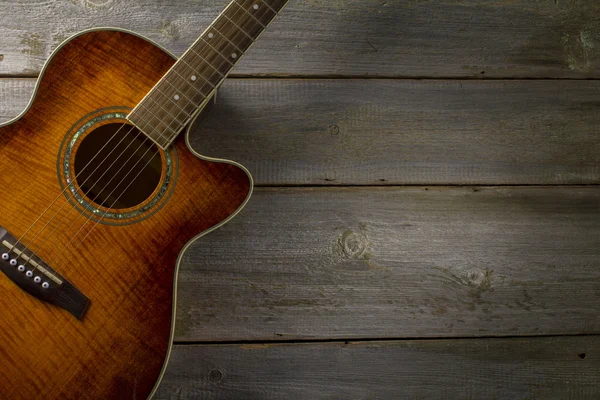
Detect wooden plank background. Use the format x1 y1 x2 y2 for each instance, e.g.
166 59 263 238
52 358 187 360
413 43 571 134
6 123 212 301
1 0 599 398
3 0 600 78
154 337 600 399
173 187 600 341
3 79 599 185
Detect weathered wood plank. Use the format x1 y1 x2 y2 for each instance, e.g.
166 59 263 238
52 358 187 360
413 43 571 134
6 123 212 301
174 186 600 341
156 337 600 399
1 78 598 185
2 0 600 78
0 79 34 122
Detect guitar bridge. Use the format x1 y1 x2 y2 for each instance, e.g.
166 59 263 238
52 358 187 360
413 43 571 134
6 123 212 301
0 226 90 320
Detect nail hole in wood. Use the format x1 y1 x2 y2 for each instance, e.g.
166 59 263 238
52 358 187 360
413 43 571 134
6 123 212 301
208 369 223 383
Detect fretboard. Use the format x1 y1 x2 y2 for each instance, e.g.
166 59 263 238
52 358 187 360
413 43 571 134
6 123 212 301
127 0 289 149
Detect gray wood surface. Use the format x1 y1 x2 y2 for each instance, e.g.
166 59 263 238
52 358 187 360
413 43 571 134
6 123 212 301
174 186 600 342
1 78 598 185
1 2 599 397
2 0 600 78
156 337 600 399
0 79 33 122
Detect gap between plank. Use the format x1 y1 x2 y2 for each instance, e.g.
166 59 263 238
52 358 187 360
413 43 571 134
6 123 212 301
173 332 600 346
4 73 600 81
255 183 600 188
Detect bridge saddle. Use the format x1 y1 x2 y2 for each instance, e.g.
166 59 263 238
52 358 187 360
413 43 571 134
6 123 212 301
0 227 90 320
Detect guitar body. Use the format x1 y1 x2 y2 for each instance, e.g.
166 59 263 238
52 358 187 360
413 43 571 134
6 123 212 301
0 29 252 399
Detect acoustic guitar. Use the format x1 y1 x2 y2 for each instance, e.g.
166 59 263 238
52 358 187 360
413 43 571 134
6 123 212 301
0 0 288 398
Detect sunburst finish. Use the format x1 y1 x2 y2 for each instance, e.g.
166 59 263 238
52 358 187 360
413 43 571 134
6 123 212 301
0 30 252 399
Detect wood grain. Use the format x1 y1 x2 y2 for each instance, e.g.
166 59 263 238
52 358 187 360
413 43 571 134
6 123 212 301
154 337 600 399
2 78 599 185
0 29 250 399
3 0 600 78
173 186 600 342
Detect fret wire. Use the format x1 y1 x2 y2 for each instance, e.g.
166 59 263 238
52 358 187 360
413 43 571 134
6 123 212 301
232 0 274 38
259 0 278 14
166 66 210 102
157 80 214 136
140 104 186 148
176 57 217 90
149 4 254 140
154 82 197 116
141 90 189 129
153 74 212 135
229 0 276 46
134 112 171 146
212 27 245 53
134 0 287 148
194 2 271 84
208 5 263 72
199 36 235 66
222 13 256 42
211 12 252 54
188 48 226 78
232 0 267 28
134 104 176 146
137 98 180 138
203 1 273 78
132 26 220 145
189 45 228 78
189 4 264 88
129 92 185 147
136 67 210 146
145 87 191 122
158 72 204 109
177 58 217 90
221 2 272 51
153 52 227 138
135 9 236 124
132 27 223 126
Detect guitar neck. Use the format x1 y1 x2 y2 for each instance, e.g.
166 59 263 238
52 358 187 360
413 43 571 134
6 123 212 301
128 0 289 149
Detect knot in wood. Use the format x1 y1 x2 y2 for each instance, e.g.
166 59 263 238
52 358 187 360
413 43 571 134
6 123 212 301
328 124 340 135
208 369 223 383
340 230 367 259
74 0 115 9
463 269 493 298
465 270 485 286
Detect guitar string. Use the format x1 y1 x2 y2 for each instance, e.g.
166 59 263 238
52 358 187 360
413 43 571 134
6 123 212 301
47 1 274 268
8 1 261 268
28 2 270 272
9 1 275 280
10 119 140 264
9 70 193 267
10 55 214 271
7 44 214 266
14 68 210 272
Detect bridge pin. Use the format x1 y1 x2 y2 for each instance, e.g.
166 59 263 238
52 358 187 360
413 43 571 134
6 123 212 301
17 265 25 272
1 253 9 260
42 282 50 289
34 276 42 283
25 271 33 278
9 259 17 266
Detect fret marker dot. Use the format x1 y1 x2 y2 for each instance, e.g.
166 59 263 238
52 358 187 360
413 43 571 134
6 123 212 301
208 32 214 39
174 94 180 101
231 53 238 59
191 75 197 81
253 4 259 10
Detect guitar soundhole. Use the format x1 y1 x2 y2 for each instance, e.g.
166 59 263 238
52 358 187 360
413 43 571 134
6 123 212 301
73 123 162 210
